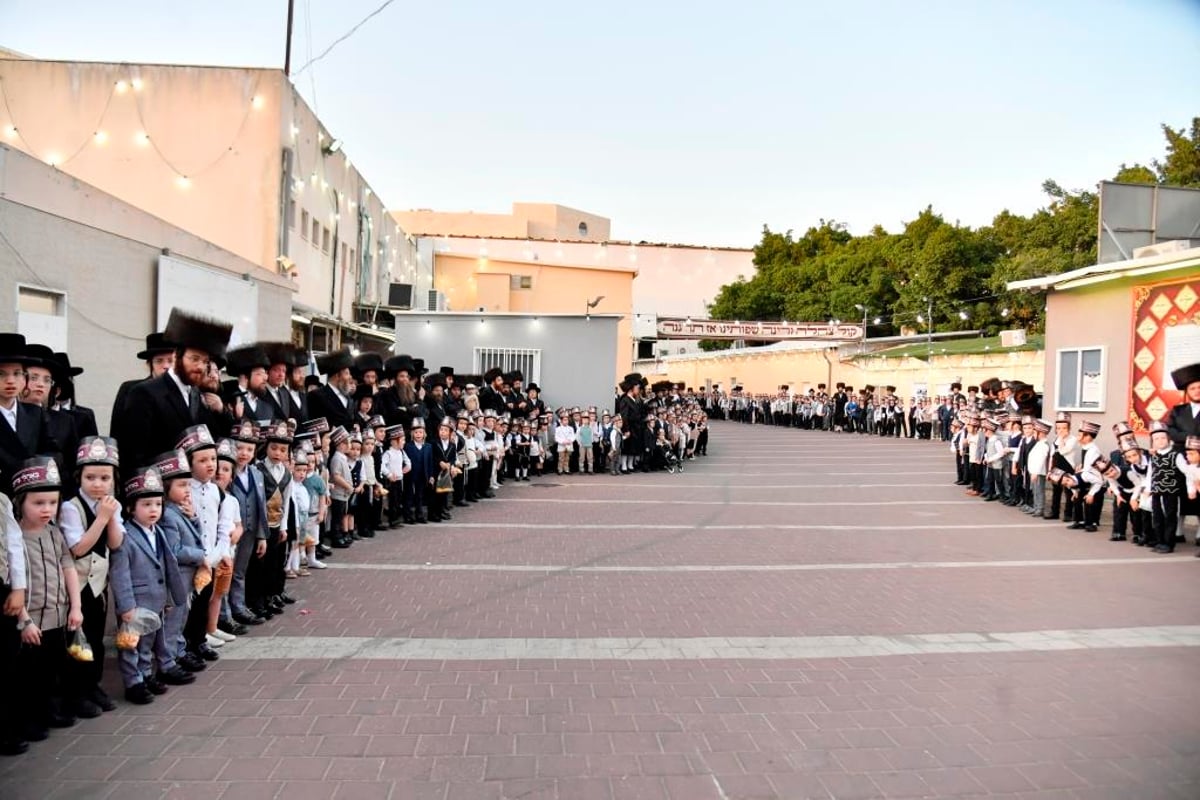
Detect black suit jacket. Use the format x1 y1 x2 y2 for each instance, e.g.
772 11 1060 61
112 373 230 474
0 402 58 495
110 377 148 435
306 384 355 431
1167 403 1199 448
258 386 292 422
67 404 99 439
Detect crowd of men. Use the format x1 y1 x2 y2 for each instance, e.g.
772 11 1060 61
0 310 713 755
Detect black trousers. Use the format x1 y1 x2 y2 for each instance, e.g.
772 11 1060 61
1151 494 1179 550
0 586 23 745
184 581 214 650
16 625 69 731
386 479 404 523
1112 498 1147 539
1049 483 1068 518
67 583 107 698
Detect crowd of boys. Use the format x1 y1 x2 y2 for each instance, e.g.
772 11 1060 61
0 310 713 756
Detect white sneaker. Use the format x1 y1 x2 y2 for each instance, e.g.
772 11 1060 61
205 633 226 648
210 628 237 643
308 558 328 569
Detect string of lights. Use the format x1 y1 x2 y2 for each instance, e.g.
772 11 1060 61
0 66 263 187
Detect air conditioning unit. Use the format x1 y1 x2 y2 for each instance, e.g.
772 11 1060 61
425 289 448 311
387 282 414 308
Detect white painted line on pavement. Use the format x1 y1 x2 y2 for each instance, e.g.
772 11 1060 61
514 482 951 489
324 556 1188 573
424 522 1040 530
487 497 979 506
214 625 1200 661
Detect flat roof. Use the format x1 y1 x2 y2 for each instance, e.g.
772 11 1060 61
1007 246 1200 293
416 232 752 253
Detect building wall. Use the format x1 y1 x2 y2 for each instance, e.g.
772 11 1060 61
643 346 1044 399
393 314 620 410
394 203 611 243
1042 266 1199 434
0 58 411 323
432 253 635 380
0 145 292 433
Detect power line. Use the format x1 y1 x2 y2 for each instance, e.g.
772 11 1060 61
293 0 400 76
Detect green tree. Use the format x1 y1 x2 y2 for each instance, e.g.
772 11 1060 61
1154 118 1200 186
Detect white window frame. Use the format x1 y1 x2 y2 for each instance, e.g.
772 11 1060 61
15 283 69 352
1055 345 1107 412
509 274 533 290
473 347 541 385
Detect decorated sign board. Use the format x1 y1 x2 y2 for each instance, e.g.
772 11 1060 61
1129 277 1200 430
656 318 865 341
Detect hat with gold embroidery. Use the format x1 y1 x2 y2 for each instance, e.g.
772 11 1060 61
12 457 61 493
215 438 238 464
151 450 191 480
176 425 216 455
124 467 164 500
76 436 120 469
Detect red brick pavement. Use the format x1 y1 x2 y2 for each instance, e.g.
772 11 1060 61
2 422 1198 799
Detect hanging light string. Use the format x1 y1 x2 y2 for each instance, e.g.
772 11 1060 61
0 63 262 185
131 74 262 182
0 75 117 169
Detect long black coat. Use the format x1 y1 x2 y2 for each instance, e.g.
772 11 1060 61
1167 403 1200 448
110 376 148 435
0 402 57 496
112 373 231 475
615 393 645 455
374 387 420 432
306 384 355 432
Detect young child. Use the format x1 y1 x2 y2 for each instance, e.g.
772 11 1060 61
404 418 433 523
1113 436 1150 544
1 489 29 754
298 438 328 569
110 467 190 704
327 426 354 548
429 418 460 523
153 448 209 675
1069 421 1102 530
208 438 242 644
355 433 379 539
981 419 1002 500
1143 421 1184 553
226 420 268 628
178 425 234 659
57 436 124 718
1180 436 1200 553
1025 420 1051 518
609 416 625 475
463 420 482 500
381 425 410 525
255 421 296 609
554 410 575 475
287 451 312 577
1047 412 1080 521
11 458 83 741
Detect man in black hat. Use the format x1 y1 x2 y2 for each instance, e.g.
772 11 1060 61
286 346 311 422
225 344 272 423
257 343 298 422
112 309 234 475
50 352 98 441
503 371 529 419
1167 362 1200 447
423 380 449 432
615 374 645 473
375 354 422 432
21 343 85 485
480 368 507 415
306 349 357 431
0 334 58 495
354 352 384 396
110 332 176 434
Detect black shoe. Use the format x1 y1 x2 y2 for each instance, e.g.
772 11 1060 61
145 677 169 695
417 516 428 524
1110 534 1126 541
1154 545 1174 554
279 593 296 605
0 739 29 756
72 698 102 719
1085 525 1098 532
193 644 220 662
178 653 207 673
219 620 248 636
24 727 48 742
1068 523 1085 530
454 500 468 507
47 712 76 729
482 491 495 499
268 601 285 615
465 498 478 504
124 684 154 706
89 687 117 713
331 538 351 548
158 666 197 686
359 529 375 538
316 544 333 558
250 604 275 620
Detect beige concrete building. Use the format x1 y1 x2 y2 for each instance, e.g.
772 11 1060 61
395 203 611 243
1008 242 1200 436
0 54 405 351
0 143 294 430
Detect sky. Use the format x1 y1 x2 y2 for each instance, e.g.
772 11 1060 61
2 0 1199 248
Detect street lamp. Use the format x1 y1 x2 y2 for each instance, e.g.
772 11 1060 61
585 295 604 320
855 303 871 353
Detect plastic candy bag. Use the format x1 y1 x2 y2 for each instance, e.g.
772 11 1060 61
193 566 212 593
115 607 162 651
435 468 454 494
67 628 94 662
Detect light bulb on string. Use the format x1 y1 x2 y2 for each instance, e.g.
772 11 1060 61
130 78 143 92
175 175 191 190
4 124 18 139
251 95 264 110
45 152 61 167
114 80 128 94
93 130 108 145
134 131 150 147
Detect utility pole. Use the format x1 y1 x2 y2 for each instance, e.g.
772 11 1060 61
283 0 295 76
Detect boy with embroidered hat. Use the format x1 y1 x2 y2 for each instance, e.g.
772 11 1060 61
1143 421 1185 553
1046 411 1080 521
404 418 433 523
11 458 83 740
207 438 242 643
380 425 410 526
58 436 124 718
327 426 354 546
1068 420 1103 530
110 467 190 704
252 421 296 611
1026 420 1052 517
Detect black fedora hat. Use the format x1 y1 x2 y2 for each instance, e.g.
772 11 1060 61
52 352 84 378
136 332 176 361
0 333 39 367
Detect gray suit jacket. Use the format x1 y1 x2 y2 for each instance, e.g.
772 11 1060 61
109 520 187 616
160 503 205 576
230 465 269 542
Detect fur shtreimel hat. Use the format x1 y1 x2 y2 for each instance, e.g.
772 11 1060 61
317 348 354 376
164 308 233 362
224 345 269 378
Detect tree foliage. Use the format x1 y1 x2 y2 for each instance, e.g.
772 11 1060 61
706 117 1200 339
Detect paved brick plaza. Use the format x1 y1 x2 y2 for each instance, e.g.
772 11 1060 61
4 422 1200 799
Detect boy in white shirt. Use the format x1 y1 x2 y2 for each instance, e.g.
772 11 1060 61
1025 420 1051 518
380 426 410 526
554 410 575 475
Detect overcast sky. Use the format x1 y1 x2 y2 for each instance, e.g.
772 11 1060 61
3 0 1198 247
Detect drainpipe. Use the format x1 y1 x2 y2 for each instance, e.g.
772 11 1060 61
822 347 835 390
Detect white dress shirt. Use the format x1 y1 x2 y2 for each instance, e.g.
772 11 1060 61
189 478 233 566
0 398 17 433
167 369 192 408
0 493 27 590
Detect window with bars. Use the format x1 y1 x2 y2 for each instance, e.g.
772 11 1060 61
473 347 541 385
